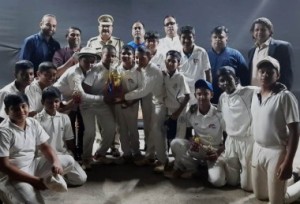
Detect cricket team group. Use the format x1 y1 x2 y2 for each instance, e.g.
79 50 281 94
0 13 299 204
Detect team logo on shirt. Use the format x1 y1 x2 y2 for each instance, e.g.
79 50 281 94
208 123 216 129
193 58 199 64
128 78 134 84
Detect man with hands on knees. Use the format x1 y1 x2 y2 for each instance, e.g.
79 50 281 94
0 94 74 204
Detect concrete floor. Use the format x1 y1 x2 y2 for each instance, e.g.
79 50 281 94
43 129 300 204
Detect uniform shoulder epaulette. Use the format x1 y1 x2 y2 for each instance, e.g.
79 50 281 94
88 37 98 42
189 104 198 114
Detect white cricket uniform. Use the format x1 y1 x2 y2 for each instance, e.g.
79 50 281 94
0 118 74 204
115 65 142 156
218 85 256 191
82 62 116 159
125 62 168 164
54 64 104 107
179 45 211 104
25 79 43 113
251 89 300 204
54 63 110 160
150 50 166 71
164 70 190 138
171 104 226 187
0 81 21 119
158 35 182 56
35 110 87 185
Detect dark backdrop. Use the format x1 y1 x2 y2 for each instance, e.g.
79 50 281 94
0 0 299 100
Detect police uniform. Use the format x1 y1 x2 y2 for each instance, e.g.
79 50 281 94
86 14 124 61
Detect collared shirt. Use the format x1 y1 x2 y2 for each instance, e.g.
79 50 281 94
125 62 165 105
52 46 80 67
218 85 256 138
179 45 211 103
0 118 49 170
150 51 166 71
127 41 145 50
208 47 249 104
0 81 20 119
158 35 182 55
251 89 299 147
54 64 103 107
251 38 271 86
35 109 73 155
187 104 224 148
25 79 43 113
164 70 190 113
87 36 124 60
19 32 60 72
117 65 142 92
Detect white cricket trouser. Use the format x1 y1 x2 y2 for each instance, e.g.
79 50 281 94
252 142 287 204
148 103 168 164
141 94 154 158
0 155 74 204
115 102 140 156
81 105 116 159
64 161 87 186
171 138 226 187
222 135 253 191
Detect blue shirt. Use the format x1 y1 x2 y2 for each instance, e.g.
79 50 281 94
19 32 60 73
208 47 249 104
127 41 145 50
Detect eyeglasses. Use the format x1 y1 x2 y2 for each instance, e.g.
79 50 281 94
69 33 80 37
164 22 176 27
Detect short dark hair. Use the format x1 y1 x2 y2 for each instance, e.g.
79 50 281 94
38 61 57 72
144 31 160 40
211 26 229 35
102 44 117 53
4 94 29 110
164 15 177 22
136 46 151 56
65 26 82 38
42 86 61 102
122 45 135 54
132 20 145 29
179 25 195 36
166 50 181 62
250 17 274 35
15 60 34 74
217 66 240 84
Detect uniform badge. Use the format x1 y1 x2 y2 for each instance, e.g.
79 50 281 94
193 58 199 64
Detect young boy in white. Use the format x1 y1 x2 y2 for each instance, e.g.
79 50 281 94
115 45 142 160
164 50 190 139
0 94 74 204
122 46 167 172
178 26 212 104
217 66 256 191
144 31 165 70
35 87 87 186
25 61 57 116
166 79 225 187
54 47 103 169
0 60 34 122
251 57 300 204
83 45 116 164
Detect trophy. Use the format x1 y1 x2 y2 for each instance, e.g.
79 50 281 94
105 68 123 104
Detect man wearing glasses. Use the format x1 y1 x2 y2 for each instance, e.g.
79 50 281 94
157 16 182 55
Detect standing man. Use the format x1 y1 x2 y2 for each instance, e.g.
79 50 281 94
157 15 182 55
208 26 249 104
128 21 146 49
19 14 60 75
248 17 294 90
87 14 124 61
53 26 82 78
179 25 212 104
